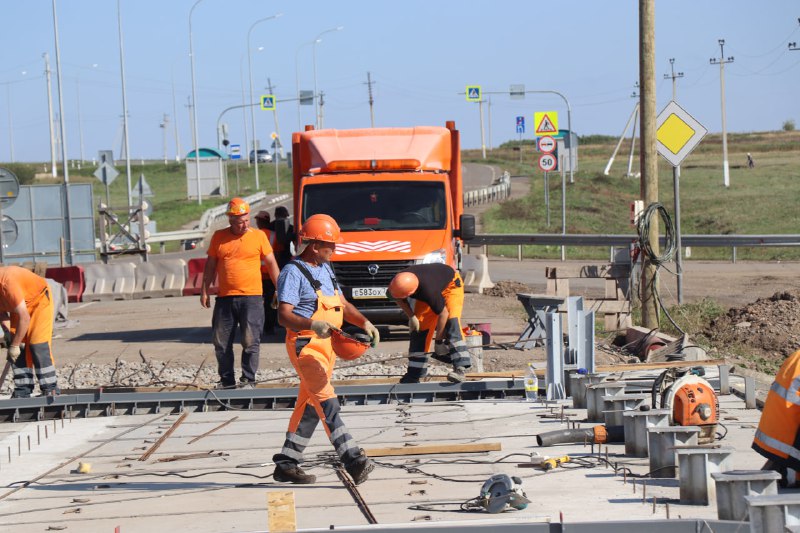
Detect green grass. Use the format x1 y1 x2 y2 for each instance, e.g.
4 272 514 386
468 130 800 260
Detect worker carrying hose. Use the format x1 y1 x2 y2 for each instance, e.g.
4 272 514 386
0 266 59 398
272 214 380 485
388 264 472 384
753 347 800 487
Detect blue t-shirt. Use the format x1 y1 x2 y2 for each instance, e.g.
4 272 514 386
277 261 340 319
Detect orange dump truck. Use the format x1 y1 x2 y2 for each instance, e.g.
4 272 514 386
291 120 475 324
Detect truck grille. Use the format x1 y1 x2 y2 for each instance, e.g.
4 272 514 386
332 260 415 287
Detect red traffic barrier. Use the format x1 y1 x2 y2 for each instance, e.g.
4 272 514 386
183 257 218 296
45 265 85 303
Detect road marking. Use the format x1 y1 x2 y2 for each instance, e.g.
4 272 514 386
71 302 95 311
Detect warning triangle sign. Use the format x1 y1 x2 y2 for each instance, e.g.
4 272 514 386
536 114 557 134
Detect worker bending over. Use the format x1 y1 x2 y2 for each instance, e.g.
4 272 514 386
753 347 800 486
0 266 59 397
273 214 380 485
388 263 472 384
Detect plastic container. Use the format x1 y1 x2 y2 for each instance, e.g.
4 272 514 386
524 363 539 402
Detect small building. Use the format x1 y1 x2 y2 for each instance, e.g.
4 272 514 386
186 147 228 198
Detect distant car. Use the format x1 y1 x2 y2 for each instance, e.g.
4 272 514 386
249 149 272 163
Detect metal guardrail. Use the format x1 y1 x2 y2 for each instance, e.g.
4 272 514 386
463 171 511 207
467 233 800 247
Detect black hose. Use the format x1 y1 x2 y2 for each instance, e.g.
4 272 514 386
536 428 595 447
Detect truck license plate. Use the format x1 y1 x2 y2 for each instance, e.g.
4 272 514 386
351 287 387 299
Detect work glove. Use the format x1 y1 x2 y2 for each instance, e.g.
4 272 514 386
270 293 279 310
7 345 20 362
434 339 450 357
363 321 380 348
408 316 420 333
310 320 333 339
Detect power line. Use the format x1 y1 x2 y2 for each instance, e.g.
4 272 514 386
364 71 375 127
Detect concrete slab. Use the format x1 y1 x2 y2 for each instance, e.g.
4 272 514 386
0 371 771 532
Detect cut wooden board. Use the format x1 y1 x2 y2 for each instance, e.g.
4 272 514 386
364 442 501 457
267 491 296 532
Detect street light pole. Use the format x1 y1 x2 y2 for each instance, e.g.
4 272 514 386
295 39 317 130
710 39 734 188
43 52 57 178
247 13 282 192
188 0 204 204
117 0 133 209
51 0 74 265
312 26 343 129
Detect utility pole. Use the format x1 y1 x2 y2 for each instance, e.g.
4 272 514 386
266 78 284 158
478 98 486 159
44 52 57 177
160 114 169 164
639 0 659 329
365 71 375 127
487 96 493 152
664 58 685 304
627 87 639 178
710 39 734 188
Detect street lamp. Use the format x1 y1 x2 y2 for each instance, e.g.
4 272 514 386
117 0 133 209
76 63 97 165
188 0 204 204
312 26 343 129
247 13 282 192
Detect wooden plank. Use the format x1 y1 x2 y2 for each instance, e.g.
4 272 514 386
584 299 630 314
364 442 501 458
267 491 296 533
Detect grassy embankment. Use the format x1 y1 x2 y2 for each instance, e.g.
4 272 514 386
464 130 800 262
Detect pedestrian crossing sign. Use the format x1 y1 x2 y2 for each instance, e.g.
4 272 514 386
466 85 481 102
534 111 559 135
261 94 276 110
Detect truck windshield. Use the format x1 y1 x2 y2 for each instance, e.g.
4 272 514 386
302 181 447 231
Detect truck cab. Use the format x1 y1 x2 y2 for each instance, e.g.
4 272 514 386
291 122 474 324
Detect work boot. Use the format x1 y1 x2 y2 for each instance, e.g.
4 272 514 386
238 378 255 389
273 463 316 484
345 450 374 485
10 388 32 399
446 367 467 384
399 374 420 384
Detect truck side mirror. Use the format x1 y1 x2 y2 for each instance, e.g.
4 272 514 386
458 214 476 241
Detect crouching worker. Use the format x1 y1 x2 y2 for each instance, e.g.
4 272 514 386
388 264 472 384
0 266 59 397
272 214 380 485
753 347 800 486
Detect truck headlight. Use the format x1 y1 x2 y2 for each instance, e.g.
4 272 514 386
418 249 446 264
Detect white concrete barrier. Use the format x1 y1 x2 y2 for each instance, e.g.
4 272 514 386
133 259 187 299
460 254 494 294
83 263 136 301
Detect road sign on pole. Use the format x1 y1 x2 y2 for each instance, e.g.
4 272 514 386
538 153 558 172
230 144 241 160
261 94 276 110
466 85 481 102
534 111 559 135
656 101 708 167
537 136 556 154
516 116 525 134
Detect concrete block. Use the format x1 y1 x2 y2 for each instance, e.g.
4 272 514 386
460 254 494 294
83 263 136 301
133 259 187 299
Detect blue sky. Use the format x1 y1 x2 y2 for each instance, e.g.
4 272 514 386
1 0 798 162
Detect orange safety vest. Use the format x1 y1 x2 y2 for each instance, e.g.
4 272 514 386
753 348 800 471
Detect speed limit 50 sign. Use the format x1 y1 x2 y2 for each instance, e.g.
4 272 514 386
538 153 558 172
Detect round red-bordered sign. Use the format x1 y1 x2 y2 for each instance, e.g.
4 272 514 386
537 136 556 154
538 153 557 172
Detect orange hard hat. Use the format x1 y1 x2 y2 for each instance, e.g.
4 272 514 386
227 197 250 216
299 213 343 243
388 271 419 299
331 328 370 360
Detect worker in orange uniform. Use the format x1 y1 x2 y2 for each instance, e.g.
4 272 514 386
254 210 278 336
753 347 800 486
388 264 472 384
0 266 59 398
201 198 280 389
271 205 295 269
272 213 380 485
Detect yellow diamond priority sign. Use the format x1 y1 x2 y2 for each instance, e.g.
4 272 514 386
656 101 707 167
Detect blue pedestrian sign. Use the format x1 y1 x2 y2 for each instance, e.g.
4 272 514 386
260 94 276 111
516 116 525 134
230 144 241 160
465 85 481 102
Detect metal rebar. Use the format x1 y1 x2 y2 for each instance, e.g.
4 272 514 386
642 480 646 503
187 416 238 445
652 497 657 514
632 479 636 494
623 469 627 484
45 426 48 439
139 412 188 461
665 502 670 519
37 426 41 445
27 435 30 451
